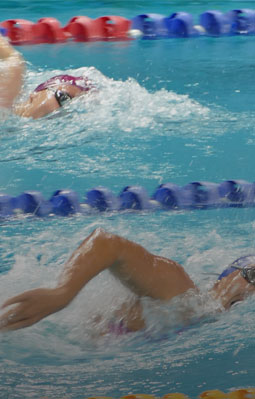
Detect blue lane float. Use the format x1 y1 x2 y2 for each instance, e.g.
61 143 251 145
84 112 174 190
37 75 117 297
129 8 255 38
85 186 120 212
49 190 81 216
119 186 154 210
199 10 231 36
15 191 52 216
199 9 255 36
153 182 222 210
1 180 255 219
230 9 255 35
165 12 201 37
218 179 255 206
131 14 168 39
130 12 200 38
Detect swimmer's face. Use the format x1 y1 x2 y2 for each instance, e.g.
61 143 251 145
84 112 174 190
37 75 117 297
14 84 83 119
213 270 255 309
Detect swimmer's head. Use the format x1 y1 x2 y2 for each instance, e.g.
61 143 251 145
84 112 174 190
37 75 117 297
218 255 255 283
14 74 94 119
33 74 93 93
214 255 255 309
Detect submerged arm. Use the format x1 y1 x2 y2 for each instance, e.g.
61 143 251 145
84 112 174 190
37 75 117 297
0 228 196 330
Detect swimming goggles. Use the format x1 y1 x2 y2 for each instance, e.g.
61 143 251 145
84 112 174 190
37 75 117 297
54 89 73 107
232 264 255 285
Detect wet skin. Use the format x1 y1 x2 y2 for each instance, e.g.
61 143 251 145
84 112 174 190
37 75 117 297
14 84 83 119
0 229 255 332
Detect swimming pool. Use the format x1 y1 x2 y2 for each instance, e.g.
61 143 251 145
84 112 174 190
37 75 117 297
1 0 255 398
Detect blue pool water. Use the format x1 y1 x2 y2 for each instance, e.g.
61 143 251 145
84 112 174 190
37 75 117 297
1 1 255 398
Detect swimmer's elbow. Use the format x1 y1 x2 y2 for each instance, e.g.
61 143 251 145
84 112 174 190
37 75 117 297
89 228 124 263
90 227 121 243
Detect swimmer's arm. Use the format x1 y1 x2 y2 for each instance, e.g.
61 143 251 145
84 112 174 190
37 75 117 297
0 35 24 108
0 228 195 330
0 228 144 331
57 227 196 303
0 228 149 330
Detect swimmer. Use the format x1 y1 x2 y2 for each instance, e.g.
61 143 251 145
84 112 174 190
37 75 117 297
1 228 255 332
0 34 94 119
14 74 95 119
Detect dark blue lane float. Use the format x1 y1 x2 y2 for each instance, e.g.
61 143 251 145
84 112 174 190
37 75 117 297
130 9 255 38
199 9 255 36
1 9 255 44
131 12 201 38
1 180 255 218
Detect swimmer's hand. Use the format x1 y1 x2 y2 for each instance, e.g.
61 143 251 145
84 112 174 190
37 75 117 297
0 287 69 331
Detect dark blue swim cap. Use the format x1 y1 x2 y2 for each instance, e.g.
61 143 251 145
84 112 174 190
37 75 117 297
218 255 255 280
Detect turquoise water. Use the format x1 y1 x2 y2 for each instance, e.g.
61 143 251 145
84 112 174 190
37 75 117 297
1 1 255 398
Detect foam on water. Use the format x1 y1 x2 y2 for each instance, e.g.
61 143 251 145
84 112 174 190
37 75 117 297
1 65 247 197
1 28 255 396
1 203 255 397
1 209 255 363
8 65 210 135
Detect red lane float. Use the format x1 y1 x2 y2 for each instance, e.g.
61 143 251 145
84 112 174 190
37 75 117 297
94 16 131 39
63 16 100 41
0 15 131 44
64 15 131 41
33 17 67 43
0 19 35 45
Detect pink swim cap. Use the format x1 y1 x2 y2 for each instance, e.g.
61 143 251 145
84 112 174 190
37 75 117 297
34 74 94 93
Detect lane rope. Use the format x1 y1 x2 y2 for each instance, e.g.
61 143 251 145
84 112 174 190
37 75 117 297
1 9 255 44
1 179 254 218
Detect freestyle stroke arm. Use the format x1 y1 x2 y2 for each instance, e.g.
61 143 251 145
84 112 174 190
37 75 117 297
0 228 196 331
0 35 24 109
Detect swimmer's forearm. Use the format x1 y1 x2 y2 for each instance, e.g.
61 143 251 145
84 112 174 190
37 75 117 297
57 228 122 304
0 36 24 108
0 35 17 59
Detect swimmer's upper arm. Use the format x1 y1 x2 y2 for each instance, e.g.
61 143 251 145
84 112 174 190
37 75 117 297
58 228 195 304
109 233 196 300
